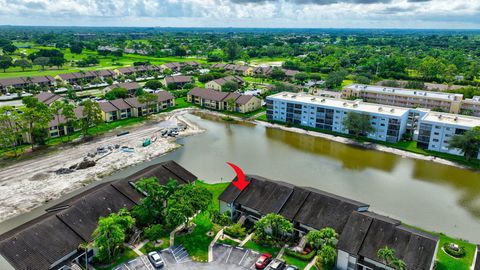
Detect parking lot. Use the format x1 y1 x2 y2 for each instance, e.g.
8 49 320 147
113 244 277 270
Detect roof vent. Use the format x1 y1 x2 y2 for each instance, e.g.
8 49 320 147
311 98 316 101
454 117 458 121
378 107 383 111
353 104 358 107
321 99 325 102
390 108 395 113
438 115 443 119
343 102 348 106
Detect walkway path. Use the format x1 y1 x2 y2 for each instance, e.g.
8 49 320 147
239 233 254 247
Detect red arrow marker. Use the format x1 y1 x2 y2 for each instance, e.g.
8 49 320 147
227 162 250 191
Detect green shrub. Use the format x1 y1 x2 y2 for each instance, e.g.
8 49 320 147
144 224 166 241
211 210 232 226
284 249 317 261
224 223 247 239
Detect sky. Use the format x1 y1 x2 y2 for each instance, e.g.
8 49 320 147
0 0 479 29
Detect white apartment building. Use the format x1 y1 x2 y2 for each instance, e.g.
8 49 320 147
266 92 410 143
460 96 480 117
417 112 480 158
342 84 463 113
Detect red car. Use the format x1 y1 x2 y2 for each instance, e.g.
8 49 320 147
255 253 273 269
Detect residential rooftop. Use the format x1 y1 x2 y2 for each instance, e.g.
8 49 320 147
345 84 463 101
421 111 480 128
268 92 410 117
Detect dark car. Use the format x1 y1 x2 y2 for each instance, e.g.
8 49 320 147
148 251 165 268
284 266 299 270
269 259 286 270
255 253 273 269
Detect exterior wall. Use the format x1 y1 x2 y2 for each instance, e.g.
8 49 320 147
102 111 118 122
266 97 408 142
342 88 462 113
417 119 476 157
205 81 222 91
460 100 480 117
238 97 262 113
336 250 358 270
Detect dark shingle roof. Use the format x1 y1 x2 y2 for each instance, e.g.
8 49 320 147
235 95 255 105
165 76 193 84
110 99 132 110
0 161 196 270
105 82 141 91
98 101 118 113
188 87 229 102
34 92 61 105
219 175 368 233
156 91 174 102
337 211 375 254
210 76 244 86
27 76 55 84
124 97 144 108
292 187 367 232
234 176 294 215
0 77 27 87
354 213 438 270
56 184 136 241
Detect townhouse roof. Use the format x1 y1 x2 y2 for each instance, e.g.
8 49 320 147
209 75 245 86
345 84 463 101
354 212 438 270
116 67 136 74
124 97 144 108
98 101 118 113
57 71 96 80
0 77 27 87
34 92 61 105
211 63 249 72
165 75 193 84
155 91 175 102
104 82 141 91
109 99 132 110
219 175 368 233
292 187 368 232
0 161 196 270
27 75 55 84
163 62 183 69
188 87 256 105
94 69 116 77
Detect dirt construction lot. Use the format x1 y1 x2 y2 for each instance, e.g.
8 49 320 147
0 110 203 223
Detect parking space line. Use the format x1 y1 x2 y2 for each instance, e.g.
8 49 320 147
239 249 249 265
225 246 233 263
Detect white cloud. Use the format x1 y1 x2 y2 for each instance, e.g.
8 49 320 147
0 0 479 28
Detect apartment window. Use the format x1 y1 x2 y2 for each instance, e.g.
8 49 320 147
434 132 440 135
380 123 385 126
433 139 439 142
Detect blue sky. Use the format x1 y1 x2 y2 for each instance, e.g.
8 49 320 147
0 0 479 29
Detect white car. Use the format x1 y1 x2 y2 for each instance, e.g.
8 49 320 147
148 251 165 268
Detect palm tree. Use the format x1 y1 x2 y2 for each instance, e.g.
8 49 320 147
377 246 395 266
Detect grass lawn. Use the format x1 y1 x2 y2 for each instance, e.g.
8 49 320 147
195 180 229 211
256 113 268 121
174 211 220 262
220 107 266 119
242 239 282 257
281 253 311 270
139 237 170 254
435 234 477 270
95 247 138 270
173 181 228 261
216 238 239 246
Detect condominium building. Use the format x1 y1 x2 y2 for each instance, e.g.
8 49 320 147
417 112 480 158
267 92 410 143
342 84 463 113
460 96 480 117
